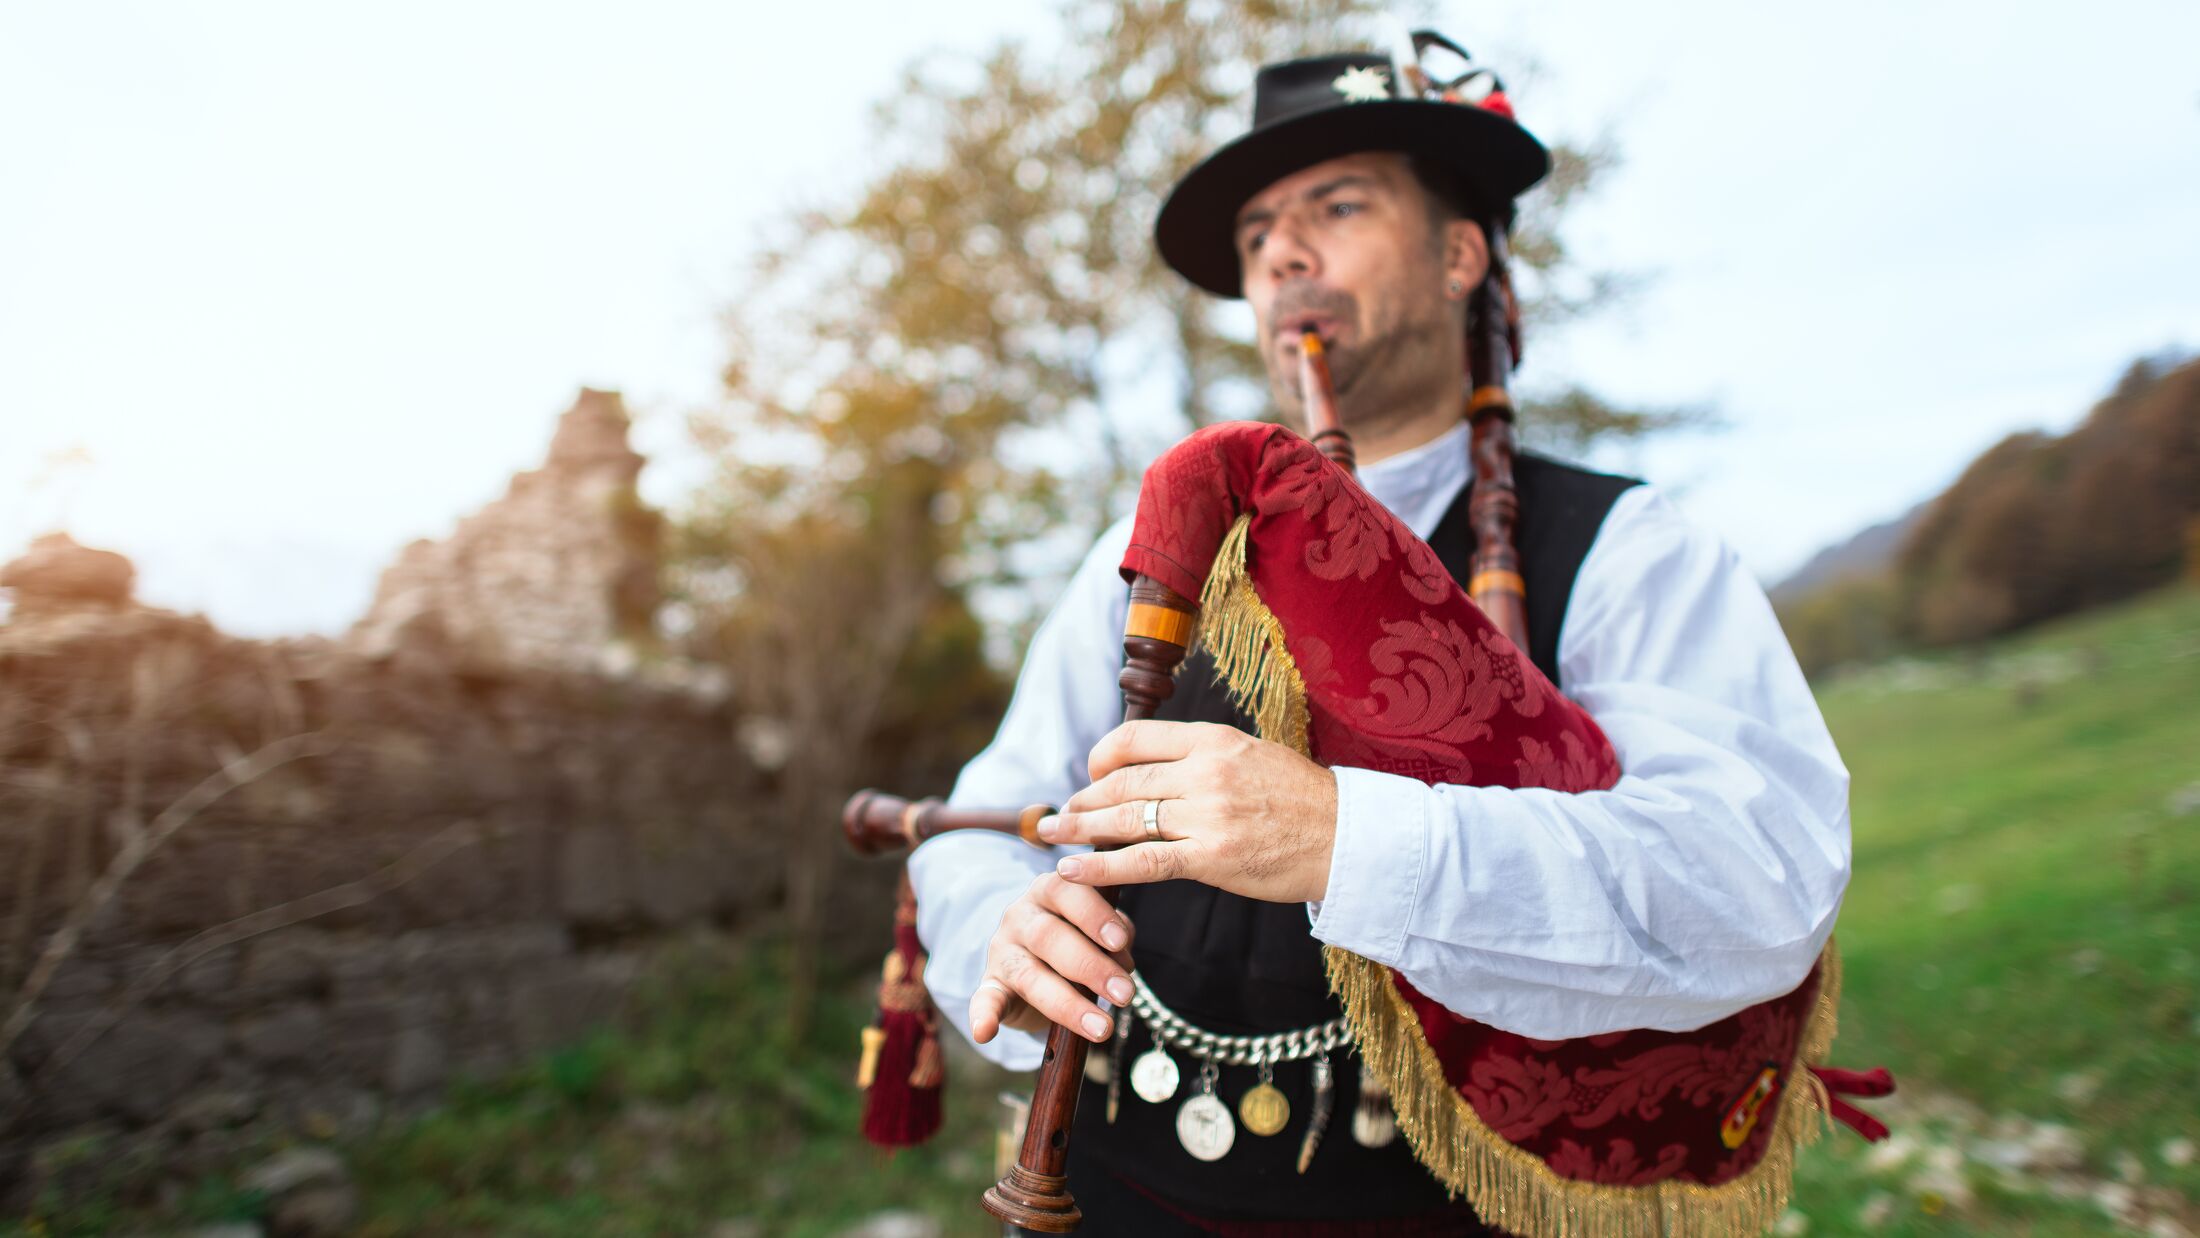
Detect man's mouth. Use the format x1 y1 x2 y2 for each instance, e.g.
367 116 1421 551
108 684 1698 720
1270 281 1358 352
1277 315 1341 347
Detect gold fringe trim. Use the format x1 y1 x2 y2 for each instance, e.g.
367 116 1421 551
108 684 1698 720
1189 521 1845 1237
1196 516 1309 755
1800 937 1842 1065
1326 945 1839 1238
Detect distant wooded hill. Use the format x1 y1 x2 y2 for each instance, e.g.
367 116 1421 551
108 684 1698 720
1771 505 1927 606
1776 350 2200 676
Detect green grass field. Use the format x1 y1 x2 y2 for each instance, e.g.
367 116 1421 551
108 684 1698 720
11 587 2195 1236
342 942 1012 1238
4 940 1018 1238
1785 585 2200 1235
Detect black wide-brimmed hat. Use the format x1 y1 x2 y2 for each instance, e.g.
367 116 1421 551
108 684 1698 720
1155 42 1549 299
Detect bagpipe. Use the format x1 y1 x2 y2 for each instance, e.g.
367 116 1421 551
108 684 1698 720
839 34 1890 1238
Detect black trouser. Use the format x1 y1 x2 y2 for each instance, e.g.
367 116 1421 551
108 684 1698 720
1055 1151 1211 1236
1047 1149 1494 1238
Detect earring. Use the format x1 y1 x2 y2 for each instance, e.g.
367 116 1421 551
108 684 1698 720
1447 280 1464 297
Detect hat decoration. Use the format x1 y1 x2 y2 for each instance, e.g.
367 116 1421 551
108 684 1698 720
1153 29 1550 298
1387 27 1515 120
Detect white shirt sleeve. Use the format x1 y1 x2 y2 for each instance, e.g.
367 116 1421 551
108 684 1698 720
909 518 1134 1070
1309 485 1852 1039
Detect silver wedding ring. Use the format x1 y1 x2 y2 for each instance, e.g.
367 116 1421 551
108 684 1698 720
1141 798 1164 843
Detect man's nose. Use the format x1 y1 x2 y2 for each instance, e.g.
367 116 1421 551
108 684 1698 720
1259 218 1319 283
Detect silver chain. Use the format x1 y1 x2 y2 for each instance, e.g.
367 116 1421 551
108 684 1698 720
1129 971 1353 1067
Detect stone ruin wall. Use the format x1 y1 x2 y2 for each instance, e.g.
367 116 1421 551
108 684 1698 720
0 389 906 1207
0 606 781 1203
346 386 664 677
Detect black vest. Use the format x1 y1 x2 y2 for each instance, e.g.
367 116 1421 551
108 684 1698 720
1072 452 1639 1224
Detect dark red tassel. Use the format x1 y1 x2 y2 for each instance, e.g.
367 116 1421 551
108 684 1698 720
1478 90 1516 119
859 873 945 1148
1812 1065 1895 1097
1810 1064 1896 1143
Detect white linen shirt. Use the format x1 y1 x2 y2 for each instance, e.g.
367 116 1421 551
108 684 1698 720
910 422 1850 1071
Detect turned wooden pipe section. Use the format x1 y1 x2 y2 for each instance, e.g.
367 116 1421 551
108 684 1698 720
1298 331 1356 474
983 575 1197 1233
1464 228 1530 652
840 790 1052 856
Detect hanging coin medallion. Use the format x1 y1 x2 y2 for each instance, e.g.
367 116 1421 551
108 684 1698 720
1130 1046 1181 1104
1175 1060 1236 1162
1238 1063 1290 1137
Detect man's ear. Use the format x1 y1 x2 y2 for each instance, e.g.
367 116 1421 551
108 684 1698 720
1441 219 1491 297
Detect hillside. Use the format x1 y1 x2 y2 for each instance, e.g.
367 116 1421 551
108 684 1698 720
1777 351 2200 677
1772 502 1924 604
1785 584 2200 1234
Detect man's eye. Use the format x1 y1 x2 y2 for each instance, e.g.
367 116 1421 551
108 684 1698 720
1328 201 1362 219
1245 231 1267 253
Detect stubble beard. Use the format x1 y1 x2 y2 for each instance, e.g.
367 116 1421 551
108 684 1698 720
1267 296 1457 440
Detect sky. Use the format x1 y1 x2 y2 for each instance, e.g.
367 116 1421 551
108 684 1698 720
3 1 2196 637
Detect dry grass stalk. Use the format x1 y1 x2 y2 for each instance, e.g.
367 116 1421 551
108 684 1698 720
0 731 335 1063
6 817 485 1124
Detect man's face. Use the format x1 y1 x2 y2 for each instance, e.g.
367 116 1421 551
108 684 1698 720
1234 151 1482 423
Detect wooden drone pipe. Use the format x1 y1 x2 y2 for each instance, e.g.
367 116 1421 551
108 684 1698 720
1464 227 1529 651
840 790 1051 856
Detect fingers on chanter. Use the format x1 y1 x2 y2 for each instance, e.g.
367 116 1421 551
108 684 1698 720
1039 873 1135 963
1086 718 1199 782
1060 841 1184 889
1001 944 1114 1042
1082 797 1157 848
1036 806 1118 849
1029 912 1133 1007
969 977 1020 1044
1063 755 1161 815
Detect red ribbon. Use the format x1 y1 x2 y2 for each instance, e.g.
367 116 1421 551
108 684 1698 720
1809 1065 1895 1143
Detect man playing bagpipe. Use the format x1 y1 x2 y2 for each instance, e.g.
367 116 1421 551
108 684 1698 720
872 33 1890 1236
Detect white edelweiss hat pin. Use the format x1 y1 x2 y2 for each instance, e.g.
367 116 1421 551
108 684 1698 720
1330 65 1389 103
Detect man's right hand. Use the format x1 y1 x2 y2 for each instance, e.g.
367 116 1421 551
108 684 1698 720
970 871 1136 1045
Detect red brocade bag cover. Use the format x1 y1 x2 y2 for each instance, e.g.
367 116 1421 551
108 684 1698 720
1119 422 1871 1238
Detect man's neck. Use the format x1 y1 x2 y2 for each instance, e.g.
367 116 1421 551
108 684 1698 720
1344 387 1468 467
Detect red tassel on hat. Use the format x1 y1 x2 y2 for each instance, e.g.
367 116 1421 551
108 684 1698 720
1477 90 1516 119
859 873 945 1147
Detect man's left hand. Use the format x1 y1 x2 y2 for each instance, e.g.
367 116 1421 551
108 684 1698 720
1038 720 1337 904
